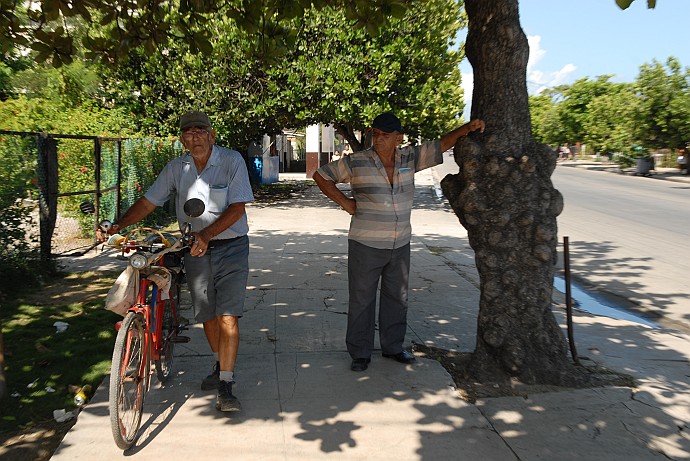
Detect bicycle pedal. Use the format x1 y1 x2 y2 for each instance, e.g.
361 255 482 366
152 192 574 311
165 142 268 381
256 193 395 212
170 336 191 343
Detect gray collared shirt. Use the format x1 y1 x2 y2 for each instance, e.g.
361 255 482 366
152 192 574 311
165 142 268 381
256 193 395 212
145 145 254 239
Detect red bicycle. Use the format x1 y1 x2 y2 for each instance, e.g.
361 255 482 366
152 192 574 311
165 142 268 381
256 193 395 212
103 199 203 450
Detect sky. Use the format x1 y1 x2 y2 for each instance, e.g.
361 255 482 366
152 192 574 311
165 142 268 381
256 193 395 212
459 0 690 117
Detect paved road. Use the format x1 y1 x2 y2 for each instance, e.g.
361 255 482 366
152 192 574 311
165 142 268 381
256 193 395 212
432 154 690 331
552 166 690 330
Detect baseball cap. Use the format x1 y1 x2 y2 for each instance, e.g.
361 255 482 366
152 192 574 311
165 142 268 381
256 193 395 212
179 111 212 131
372 112 403 133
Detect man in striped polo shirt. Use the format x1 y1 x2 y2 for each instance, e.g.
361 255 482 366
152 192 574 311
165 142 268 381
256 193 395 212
313 112 485 372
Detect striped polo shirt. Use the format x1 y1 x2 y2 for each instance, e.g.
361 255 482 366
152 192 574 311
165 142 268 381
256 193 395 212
317 140 442 249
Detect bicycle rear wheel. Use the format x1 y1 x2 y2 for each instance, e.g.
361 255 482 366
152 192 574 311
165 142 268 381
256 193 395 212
155 299 175 382
109 312 146 450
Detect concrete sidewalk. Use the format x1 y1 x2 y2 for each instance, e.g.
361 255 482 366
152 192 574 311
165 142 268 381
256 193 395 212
51 169 690 460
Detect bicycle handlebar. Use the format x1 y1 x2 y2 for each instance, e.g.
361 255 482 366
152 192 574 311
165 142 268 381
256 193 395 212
100 223 193 271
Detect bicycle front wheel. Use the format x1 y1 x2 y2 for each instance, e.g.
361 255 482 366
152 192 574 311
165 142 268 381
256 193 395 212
109 312 146 450
155 299 175 382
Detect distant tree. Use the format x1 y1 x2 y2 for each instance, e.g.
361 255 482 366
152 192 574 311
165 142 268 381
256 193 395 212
549 76 622 147
8 61 101 107
528 93 563 146
634 57 690 149
582 84 638 156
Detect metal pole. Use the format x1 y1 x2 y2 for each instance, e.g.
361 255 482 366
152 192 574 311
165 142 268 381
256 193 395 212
563 236 580 365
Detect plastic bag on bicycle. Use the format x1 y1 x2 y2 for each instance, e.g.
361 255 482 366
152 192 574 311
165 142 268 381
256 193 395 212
105 266 175 316
105 266 137 316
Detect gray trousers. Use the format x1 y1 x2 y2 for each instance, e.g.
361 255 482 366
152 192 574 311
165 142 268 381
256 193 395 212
347 240 410 359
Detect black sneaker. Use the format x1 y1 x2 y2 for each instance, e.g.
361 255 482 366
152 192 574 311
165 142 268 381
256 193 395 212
201 361 220 390
216 380 241 412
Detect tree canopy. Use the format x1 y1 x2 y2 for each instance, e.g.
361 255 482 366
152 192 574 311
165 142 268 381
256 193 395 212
0 0 411 68
97 1 464 149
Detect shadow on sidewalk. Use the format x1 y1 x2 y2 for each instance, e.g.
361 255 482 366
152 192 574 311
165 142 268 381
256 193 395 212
48 180 690 460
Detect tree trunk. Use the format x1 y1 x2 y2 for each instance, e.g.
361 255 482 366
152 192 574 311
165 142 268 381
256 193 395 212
441 0 576 385
335 122 364 152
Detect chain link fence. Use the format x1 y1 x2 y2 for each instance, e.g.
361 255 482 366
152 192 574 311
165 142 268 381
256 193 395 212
0 131 183 257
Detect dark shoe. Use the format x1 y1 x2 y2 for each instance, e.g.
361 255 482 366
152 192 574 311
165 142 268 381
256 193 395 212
201 361 220 390
350 358 371 372
216 380 241 412
382 350 416 364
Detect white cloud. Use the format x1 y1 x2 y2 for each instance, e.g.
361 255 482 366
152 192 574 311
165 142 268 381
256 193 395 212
527 35 546 71
526 35 576 94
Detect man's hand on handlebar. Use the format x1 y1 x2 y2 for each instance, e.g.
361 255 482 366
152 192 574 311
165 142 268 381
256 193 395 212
95 220 118 243
190 229 211 257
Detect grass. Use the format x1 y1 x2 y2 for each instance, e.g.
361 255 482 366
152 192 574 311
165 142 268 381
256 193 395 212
0 271 119 434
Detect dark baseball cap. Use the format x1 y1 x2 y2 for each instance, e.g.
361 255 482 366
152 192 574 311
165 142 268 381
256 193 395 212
372 112 402 133
179 111 212 131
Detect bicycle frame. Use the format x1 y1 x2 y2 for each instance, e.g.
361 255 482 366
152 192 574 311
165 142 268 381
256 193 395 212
121 272 176 393
105 206 200 450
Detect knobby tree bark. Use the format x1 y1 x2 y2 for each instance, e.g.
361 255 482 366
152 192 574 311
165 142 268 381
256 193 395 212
441 0 581 385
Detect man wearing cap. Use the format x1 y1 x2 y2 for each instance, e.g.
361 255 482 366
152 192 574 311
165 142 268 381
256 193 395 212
107 111 254 411
313 112 485 372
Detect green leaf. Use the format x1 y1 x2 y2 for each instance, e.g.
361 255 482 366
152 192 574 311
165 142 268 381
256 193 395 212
51 52 63 68
615 0 634 9
196 36 213 55
30 41 52 52
389 4 407 19
73 2 93 22
43 2 61 22
100 10 115 26
59 0 77 17
143 38 156 55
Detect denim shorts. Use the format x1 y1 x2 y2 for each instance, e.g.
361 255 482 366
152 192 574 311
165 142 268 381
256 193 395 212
183 235 249 322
